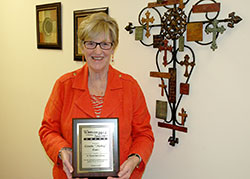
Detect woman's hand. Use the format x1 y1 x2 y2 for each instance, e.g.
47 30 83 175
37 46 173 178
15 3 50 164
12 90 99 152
107 155 140 179
60 149 87 179
60 149 74 179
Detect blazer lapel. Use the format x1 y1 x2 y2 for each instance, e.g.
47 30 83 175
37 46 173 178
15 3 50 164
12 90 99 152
101 66 123 117
72 64 96 118
74 91 96 118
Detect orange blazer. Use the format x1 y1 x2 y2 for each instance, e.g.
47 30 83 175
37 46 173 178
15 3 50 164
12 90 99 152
39 64 154 179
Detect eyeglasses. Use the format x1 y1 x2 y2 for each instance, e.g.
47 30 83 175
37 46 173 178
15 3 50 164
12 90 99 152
83 41 113 50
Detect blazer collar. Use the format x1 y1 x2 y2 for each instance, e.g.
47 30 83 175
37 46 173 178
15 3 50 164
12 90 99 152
72 63 89 91
73 64 123 117
72 64 123 90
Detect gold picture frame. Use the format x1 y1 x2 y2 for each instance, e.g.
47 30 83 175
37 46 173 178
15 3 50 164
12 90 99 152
73 7 109 61
36 2 62 49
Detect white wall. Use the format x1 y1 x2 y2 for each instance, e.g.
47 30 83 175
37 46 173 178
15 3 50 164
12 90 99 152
0 0 249 179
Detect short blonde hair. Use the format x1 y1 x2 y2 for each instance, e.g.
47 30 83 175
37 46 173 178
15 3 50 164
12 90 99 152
78 12 119 49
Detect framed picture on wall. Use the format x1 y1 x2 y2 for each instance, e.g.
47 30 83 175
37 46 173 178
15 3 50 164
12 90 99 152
73 7 109 61
36 2 62 49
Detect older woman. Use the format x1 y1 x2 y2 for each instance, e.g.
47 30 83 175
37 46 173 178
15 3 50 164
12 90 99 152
39 12 154 179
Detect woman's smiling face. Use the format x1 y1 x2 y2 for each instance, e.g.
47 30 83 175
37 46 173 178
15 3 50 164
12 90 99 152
82 33 114 74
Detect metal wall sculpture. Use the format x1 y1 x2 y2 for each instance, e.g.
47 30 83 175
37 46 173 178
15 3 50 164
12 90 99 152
125 0 242 146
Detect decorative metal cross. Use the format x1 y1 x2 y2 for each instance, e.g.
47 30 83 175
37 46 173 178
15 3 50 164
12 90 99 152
179 108 188 126
125 0 242 146
159 39 173 67
205 20 226 51
141 11 155 38
159 79 167 96
180 54 195 77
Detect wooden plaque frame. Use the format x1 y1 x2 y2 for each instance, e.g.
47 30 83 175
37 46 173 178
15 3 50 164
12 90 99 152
72 118 119 178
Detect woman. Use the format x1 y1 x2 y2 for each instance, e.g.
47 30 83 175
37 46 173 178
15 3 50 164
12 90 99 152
39 12 154 179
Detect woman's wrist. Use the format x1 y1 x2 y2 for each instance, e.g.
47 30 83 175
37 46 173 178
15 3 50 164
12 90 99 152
128 153 142 168
58 147 72 159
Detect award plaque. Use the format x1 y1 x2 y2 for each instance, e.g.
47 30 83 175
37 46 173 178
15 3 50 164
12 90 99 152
72 118 119 178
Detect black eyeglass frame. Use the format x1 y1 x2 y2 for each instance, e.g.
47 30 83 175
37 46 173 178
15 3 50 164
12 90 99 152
83 41 113 50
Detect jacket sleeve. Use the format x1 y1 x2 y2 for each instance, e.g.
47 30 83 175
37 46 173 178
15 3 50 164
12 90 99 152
129 80 155 171
39 79 71 165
